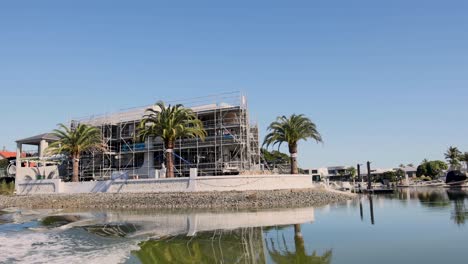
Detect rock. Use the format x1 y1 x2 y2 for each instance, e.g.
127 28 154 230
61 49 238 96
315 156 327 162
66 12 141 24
0 189 355 210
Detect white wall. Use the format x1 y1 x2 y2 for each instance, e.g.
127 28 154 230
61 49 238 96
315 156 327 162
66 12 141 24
15 174 315 195
16 179 61 195
16 166 60 181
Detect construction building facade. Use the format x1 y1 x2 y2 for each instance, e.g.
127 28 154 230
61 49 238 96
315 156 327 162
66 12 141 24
72 92 261 180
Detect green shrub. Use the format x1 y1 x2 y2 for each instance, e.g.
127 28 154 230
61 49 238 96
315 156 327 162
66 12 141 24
0 181 14 195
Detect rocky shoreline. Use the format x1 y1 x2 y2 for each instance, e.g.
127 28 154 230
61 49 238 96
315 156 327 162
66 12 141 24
0 188 355 210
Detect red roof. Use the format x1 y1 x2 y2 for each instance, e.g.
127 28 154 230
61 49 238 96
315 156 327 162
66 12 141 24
0 151 26 159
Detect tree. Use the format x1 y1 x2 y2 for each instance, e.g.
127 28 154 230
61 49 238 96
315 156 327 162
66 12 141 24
395 168 405 182
347 166 357 185
407 163 414 167
381 171 397 182
445 146 462 169
461 152 468 170
0 159 8 169
139 101 206 178
261 148 290 166
416 160 448 179
263 114 322 174
417 161 428 177
47 123 105 182
0 159 8 175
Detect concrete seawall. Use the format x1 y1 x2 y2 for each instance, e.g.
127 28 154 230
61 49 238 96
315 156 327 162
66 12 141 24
16 174 316 195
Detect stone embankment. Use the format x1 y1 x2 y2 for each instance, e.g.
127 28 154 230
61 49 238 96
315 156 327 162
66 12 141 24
0 188 355 210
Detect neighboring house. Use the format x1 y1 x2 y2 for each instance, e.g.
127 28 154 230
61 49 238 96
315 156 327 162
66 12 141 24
305 166 354 182
0 151 23 161
395 166 417 178
0 151 26 178
303 168 328 181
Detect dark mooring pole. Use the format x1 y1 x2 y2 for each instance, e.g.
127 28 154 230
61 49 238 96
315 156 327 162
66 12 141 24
367 161 372 190
357 164 361 183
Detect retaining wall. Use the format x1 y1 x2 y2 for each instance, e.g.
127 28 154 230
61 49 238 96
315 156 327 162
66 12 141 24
15 174 315 195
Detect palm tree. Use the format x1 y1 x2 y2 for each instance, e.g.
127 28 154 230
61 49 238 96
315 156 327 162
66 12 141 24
263 114 322 174
139 101 206 178
445 146 462 170
47 123 105 182
347 166 357 186
461 152 468 171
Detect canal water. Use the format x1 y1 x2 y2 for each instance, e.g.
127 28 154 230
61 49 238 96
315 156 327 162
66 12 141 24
1 188 467 264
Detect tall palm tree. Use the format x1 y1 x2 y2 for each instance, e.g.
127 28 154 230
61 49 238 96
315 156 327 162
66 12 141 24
461 152 468 171
445 146 462 170
263 114 322 174
47 123 105 182
139 101 206 178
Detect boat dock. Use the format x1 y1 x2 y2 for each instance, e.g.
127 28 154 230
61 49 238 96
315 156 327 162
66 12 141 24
355 188 395 194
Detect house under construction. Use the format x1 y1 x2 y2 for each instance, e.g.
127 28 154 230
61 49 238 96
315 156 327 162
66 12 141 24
73 92 261 180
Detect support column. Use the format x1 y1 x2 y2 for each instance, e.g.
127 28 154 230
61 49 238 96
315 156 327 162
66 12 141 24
39 139 48 159
15 143 23 190
144 137 155 178
188 168 198 191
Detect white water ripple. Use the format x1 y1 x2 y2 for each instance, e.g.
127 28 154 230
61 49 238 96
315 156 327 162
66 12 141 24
0 230 139 264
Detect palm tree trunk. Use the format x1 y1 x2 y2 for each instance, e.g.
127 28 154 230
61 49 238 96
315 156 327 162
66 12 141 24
72 153 79 182
289 143 298 174
166 141 175 178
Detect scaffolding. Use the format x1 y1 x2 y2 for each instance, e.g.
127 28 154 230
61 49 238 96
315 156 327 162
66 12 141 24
72 92 261 180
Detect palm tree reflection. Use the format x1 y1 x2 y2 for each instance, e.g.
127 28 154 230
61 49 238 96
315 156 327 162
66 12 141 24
446 189 468 226
265 224 332 264
134 228 265 264
132 224 333 264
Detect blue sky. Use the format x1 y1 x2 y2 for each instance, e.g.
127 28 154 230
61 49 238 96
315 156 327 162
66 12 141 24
1 0 467 168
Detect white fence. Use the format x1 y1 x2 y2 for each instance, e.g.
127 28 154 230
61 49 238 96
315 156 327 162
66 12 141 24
15 174 315 195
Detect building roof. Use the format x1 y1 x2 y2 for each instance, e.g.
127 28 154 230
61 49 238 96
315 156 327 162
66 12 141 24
0 151 16 159
16 133 60 145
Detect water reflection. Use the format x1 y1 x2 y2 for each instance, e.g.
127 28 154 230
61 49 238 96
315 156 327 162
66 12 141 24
358 195 375 225
357 188 468 227
134 228 266 263
3 188 468 263
446 189 468 226
127 207 330 264
265 224 332 264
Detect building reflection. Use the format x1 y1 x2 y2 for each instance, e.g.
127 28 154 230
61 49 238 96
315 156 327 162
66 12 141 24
95 207 332 264
41 206 333 263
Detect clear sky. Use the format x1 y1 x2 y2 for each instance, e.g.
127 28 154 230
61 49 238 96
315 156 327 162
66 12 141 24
1 0 467 169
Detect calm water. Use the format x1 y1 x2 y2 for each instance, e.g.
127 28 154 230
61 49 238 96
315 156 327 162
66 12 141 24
1 188 468 264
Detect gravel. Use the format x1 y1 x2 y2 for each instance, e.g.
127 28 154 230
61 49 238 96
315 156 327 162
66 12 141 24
0 188 355 210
